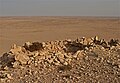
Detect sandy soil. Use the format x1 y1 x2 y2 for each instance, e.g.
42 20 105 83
0 16 120 55
0 17 120 83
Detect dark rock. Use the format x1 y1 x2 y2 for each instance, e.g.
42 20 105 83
24 42 43 52
108 39 119 47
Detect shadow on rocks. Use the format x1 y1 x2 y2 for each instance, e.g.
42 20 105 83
24 42 43 52
0 53 15 69
57 64 72 72
64 41 90 54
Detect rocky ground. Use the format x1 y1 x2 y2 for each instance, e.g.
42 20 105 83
0 36 120 83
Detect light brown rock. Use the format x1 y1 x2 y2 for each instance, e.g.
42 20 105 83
15 53 30 64
13 61 20 68
10 45 22 54
7 74 13 79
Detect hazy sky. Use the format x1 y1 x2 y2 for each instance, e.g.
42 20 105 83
0 0 120 16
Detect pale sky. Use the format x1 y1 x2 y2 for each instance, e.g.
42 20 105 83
0 0 120 16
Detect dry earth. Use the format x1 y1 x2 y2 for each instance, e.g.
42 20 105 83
0 17 120 83
0 16 120 54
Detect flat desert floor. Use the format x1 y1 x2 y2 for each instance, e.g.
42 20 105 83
0 16 120 55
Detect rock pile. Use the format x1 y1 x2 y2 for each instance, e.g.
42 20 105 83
0 36 120 83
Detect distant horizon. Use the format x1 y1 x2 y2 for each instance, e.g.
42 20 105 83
0 15 120 18
1 15 120 17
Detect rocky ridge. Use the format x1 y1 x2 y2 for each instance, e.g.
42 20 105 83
0 36 120 83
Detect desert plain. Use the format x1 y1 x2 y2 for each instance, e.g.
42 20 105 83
0 16 120 55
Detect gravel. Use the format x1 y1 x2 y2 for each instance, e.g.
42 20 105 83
0 36 120 83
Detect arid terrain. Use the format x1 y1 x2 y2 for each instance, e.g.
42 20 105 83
0 17 120 83
0 17 120 55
